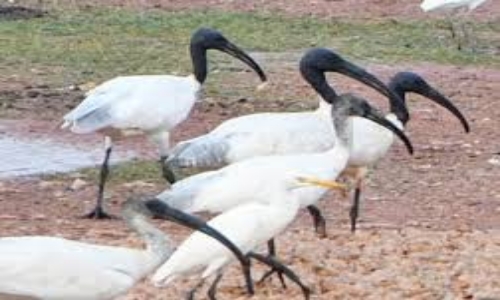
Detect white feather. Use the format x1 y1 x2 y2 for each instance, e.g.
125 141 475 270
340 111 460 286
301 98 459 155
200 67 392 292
420 0 488 12
0 201 173 300
62 75 200 134
168 97 403 171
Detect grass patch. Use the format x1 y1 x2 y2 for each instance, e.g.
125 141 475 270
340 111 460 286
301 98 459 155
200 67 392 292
68 159 205 185
0 8 498 88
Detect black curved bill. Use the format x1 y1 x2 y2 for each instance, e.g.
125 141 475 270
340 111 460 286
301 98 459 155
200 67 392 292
362 108 414 155
416 85 470 133
338 61 407 118
145 199 254 295
220 41 267 82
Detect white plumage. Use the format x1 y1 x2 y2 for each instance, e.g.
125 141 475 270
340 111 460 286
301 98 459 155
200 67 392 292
152 189 305 287
168 60 468 233
63 75 200 135
60 27 267 219
168 99 333 169
0 199 173 300
159 138 348 214
150 86 412 298
420 0 488 12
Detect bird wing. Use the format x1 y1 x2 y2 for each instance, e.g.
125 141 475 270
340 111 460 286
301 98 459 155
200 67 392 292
167 111 334 169
62 75 200 133
0 237 149 299
156 170 226 212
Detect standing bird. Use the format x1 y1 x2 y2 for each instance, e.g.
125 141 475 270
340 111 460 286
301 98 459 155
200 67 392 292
148 48 413 238
145 48 414 291
61 27 267 219
151 94 412 299
166 62 467 233
0 197 255 300
420 0 489 50
345 71 469 232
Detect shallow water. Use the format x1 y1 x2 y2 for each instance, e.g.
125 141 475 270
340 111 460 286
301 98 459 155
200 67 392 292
0 135 133 178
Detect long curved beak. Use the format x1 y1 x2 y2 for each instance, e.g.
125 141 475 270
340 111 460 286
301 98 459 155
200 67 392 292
416 85 470 133
338 61 408 120
145 199 253 294
363 108 414 155
220 41 267 82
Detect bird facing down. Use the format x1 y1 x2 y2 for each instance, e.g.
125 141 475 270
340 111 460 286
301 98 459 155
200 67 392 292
150 93 413 300
145 48 414 298
151 48 414 238
61 27 267 219
0 198 174 300
165 50 467 234
0 195 265 300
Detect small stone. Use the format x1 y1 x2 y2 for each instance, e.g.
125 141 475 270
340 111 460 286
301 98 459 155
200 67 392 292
488 157 500 166
26 90 40 98
70 178 88 191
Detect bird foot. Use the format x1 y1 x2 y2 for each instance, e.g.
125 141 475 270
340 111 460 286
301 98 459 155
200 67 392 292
81 207 116 220
257 267 287 289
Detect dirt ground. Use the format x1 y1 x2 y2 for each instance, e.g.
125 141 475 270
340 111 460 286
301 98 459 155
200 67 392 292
1 1 500 299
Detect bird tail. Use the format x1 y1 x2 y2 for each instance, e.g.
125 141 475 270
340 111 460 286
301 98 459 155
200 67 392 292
167 135 229 169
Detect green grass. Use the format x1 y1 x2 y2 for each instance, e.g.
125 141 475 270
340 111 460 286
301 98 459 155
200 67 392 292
0 8 498 86
8 7 497 182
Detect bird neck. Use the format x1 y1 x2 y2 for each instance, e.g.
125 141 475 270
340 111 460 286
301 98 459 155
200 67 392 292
303 67 338 105
387 82 410 125
331 104 352 148
125 215 173 262
190 44 208 84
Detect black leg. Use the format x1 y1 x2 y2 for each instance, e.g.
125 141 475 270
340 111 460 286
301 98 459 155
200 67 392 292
160 155 176 184
306 205 327 238
207 273 224 300
186 278 205 300
82 143 115 219
350 187 362 233
242 256 254 296
248 252 311 300
257 240 287 288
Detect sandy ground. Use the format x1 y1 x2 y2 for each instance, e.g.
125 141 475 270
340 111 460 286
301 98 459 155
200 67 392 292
1 1 500 299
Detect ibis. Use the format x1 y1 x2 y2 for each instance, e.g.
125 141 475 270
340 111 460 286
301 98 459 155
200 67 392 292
166 53 467 234
145 48 413 291
148 48 413 237
151 93 412 299
61 27 266 219
0 196 256 300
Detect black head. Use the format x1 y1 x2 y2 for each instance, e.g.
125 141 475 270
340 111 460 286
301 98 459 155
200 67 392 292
190 27 267 83
144 198 253 278
191 28 230 50
389 71 470 132
334 95 414 155
299 48 405 113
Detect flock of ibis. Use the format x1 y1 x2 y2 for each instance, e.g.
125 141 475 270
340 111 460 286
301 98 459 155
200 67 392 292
1 0 485 298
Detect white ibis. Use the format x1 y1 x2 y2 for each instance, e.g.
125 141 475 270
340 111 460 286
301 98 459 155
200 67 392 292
420 0 489 50
145 48 413 292
61 27 266 219
0 196 240 299
150 93 412 299
149 48 413 233
345 71 469 231
166 54 467 234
